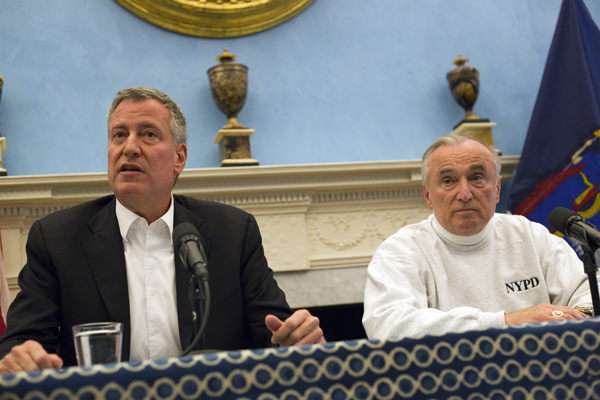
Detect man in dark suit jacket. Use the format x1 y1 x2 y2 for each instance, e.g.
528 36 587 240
0 87 324 372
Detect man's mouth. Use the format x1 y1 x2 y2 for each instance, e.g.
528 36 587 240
119 164 144 174
454 208 478 214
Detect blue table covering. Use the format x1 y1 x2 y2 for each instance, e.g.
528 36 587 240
2 318 600 399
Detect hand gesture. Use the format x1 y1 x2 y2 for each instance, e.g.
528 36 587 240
265 309 325 346
0 340 63 373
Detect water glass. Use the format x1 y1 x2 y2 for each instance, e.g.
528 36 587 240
72 322 123 367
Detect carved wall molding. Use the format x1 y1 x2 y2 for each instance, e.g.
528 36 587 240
0 158 518 306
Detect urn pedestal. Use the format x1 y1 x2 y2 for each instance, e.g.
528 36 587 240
214 128 259 167
451 121 497 151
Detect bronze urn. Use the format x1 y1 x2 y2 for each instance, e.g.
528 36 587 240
446 55 487 126
207 50 248 129
446 55 497 151
207 50 258 166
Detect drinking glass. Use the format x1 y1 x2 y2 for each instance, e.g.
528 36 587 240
72 322 123 367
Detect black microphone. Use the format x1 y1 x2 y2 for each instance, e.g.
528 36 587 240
549 207 600 249
173 222 211 355
173 222 209 280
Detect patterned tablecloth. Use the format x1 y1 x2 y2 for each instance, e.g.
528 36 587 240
2 318 600 399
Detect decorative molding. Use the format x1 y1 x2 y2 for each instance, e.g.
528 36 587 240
0 157 519 307
0 158 518 204
308 208 432 254
116 0 313 38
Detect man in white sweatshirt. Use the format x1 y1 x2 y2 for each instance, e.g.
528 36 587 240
363 135 590 341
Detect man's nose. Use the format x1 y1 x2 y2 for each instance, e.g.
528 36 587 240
456 178 473 202
122 134 141 157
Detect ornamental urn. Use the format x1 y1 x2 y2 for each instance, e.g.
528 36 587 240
207 50 248 129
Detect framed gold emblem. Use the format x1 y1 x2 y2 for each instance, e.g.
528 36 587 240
116 0 314 38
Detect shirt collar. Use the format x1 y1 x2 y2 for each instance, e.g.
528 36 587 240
115 196 175 243
430 213 494 248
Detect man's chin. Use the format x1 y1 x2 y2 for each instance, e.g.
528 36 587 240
112 182 147 198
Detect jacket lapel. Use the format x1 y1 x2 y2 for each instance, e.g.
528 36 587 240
81 198 132 360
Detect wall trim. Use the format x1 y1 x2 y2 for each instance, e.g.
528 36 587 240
0 157 518 307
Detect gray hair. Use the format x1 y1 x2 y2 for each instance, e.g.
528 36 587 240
421 134 501 186
107 87 187 145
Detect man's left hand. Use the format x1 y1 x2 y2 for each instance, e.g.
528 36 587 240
265 309 325 346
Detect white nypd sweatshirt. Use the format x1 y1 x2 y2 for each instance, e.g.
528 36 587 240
363 213 591 340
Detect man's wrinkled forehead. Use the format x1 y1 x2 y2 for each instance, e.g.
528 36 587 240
108 99 168 130
437 162 488 177
427 141 497 177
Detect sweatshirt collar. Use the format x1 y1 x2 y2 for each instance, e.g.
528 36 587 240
431 213 494 247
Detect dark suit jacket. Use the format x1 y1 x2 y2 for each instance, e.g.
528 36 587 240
0 195 291 366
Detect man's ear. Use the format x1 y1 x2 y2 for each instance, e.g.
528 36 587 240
174 143 188 175
422 185 433 209
495 179 501 205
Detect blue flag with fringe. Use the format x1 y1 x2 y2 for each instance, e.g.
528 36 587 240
508 0 600 231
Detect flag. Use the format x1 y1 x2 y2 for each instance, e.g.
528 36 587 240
0 234 9 335
508 0 600 232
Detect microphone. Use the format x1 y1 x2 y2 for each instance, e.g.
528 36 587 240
549 207 600 249
173 223 211 355
173 223 209 280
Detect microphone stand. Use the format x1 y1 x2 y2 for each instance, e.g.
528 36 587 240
579 241 600 316
174 223 211 356
182 275 210 356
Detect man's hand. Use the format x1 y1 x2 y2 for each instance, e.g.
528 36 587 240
505 304 588 326
0 340 63 373
265 309 325 347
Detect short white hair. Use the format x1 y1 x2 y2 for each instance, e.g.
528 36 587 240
421 134 500 186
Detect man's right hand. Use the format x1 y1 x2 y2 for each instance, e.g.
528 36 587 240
505 304 587 326
0 340 63 373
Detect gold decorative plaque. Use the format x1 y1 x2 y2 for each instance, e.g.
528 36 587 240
116 0 314 38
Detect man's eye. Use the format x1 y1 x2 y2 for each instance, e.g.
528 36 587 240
112 131 126 140
471 174 485 182
441 177 455 185
142 131 159 140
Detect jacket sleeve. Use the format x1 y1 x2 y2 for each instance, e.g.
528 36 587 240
0 220 61 358
239 214 292 347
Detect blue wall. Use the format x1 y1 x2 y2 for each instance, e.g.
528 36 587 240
1 1 598 176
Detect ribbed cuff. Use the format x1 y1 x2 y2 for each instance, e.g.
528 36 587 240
479 311 507 329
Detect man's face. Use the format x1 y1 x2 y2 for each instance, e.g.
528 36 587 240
108 99 187 215
423 140 500 236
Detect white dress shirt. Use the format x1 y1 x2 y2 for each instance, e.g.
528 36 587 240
115 198 182 361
